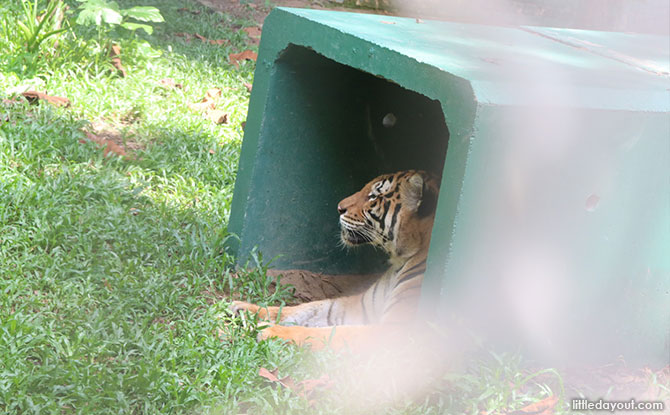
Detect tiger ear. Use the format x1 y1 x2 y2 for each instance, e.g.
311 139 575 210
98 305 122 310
401 173 424 212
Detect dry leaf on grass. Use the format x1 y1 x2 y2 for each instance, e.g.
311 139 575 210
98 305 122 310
207 110 228 124
229 50 257 68
158 78 183 89
177 7 201 15
82 131 128 157
187 89 219 112
259 368 296 390
258 367 332 403
175 32 226 45
298 375 333 395
511 395 559 415
174 32 192 42
21 91 70 107
206 88 222 99
188 88 228 124
109 44 128 77
244 82 253 92
243 26 262 38
188 100 215 112
187 100 215 112
243 26 262 45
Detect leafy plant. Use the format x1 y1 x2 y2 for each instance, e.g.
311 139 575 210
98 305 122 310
0 0 68 74
75 0 164 35
13 0 67 53
69 0 164 72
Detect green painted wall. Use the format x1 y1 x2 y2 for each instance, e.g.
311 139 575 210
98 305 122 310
229 8 669 364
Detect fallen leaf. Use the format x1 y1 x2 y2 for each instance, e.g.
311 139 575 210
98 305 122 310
243 26 262 45
188 100 215 112
512 395 559 415
243 26 262 38
244 82 252 92
158 78 183 89
208 149 215 155
258 368 332 402
207 109 228 124
188 87 230 125
188 88 220 112
174 32 192 42
177 7 201 15
21 91 70 107
109 44 127 77
258 367 296 390
206 88 222 100
182 33 226 45
229 50 258 68
258 367 279 382
84 131 127 157
298 374 333 396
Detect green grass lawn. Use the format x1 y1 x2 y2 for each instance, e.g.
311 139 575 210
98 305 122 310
2 0 653 413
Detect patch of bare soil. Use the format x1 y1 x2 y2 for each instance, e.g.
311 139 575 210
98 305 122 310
267 269 379 303
562 362 670 402
201 269 378 307
196 0 392 27
80 120 144 158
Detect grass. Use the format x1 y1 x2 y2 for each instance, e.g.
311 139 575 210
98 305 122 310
2 0 664 414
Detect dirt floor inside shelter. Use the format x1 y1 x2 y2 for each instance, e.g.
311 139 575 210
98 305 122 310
267 269 379 303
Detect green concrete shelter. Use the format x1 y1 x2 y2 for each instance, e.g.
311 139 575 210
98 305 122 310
229 8 669 364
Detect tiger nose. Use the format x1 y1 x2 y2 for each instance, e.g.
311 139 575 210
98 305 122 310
337 204 346 215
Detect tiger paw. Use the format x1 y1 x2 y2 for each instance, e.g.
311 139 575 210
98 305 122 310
229 300 258 315
257 325 286 342
258 325 327 350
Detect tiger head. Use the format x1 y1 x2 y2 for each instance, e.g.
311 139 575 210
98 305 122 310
337 170 440 261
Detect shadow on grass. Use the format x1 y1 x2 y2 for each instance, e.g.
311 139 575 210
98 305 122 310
0 102 264 412
0 1 314 413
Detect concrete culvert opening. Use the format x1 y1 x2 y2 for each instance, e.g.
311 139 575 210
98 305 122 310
235 44 449 297
230 8 669 366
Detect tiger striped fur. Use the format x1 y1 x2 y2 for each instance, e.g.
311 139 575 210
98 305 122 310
231 170 440 350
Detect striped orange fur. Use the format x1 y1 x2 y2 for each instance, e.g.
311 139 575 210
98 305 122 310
231 170 440 350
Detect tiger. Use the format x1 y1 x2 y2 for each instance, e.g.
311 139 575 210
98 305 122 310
231 170 440 350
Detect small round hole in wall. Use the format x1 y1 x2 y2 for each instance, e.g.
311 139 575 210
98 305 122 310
585 194 600 212
382 112 397 128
